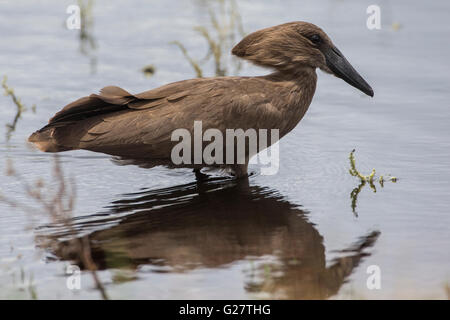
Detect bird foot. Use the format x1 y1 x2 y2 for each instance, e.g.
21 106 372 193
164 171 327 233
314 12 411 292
193 168 209 182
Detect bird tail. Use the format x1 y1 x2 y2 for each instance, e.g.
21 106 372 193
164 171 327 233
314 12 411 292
28 86 136 153
28 128 73 152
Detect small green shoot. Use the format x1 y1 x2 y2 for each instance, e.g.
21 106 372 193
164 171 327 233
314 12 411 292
349 149 397 215
2 76 36 141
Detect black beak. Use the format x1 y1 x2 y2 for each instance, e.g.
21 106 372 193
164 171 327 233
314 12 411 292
324 46 374 97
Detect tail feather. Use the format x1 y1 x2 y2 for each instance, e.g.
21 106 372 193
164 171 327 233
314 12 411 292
28 128 72 152
28 85 144 153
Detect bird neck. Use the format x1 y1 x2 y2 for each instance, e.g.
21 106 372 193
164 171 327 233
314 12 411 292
264 67 317 86
262 67 318 136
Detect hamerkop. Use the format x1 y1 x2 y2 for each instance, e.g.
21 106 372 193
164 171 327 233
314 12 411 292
29 22 373 178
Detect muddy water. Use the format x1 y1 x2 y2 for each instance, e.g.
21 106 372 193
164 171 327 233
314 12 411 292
0 0 449 299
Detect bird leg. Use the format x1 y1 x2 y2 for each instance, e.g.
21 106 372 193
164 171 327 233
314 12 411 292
231 164 249 179
193 168 209 182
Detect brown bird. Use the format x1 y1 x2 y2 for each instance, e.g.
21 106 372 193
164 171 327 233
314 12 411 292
29 22 373 178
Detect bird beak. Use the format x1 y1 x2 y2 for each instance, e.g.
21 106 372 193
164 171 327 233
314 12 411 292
324 46 374 97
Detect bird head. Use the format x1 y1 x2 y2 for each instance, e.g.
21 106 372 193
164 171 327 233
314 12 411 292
232 21 374 97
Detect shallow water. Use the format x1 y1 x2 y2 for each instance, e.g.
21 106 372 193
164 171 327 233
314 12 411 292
0 0 449 299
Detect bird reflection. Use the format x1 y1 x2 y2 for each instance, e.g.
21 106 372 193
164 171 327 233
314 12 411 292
43 177 379 299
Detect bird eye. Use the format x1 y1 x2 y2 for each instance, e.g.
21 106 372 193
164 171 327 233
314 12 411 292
309 34 321 44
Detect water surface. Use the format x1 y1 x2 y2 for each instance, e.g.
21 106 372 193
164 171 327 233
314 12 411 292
0 0 449 299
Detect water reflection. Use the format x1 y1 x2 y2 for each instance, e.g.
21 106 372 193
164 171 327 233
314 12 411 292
43 177 379 299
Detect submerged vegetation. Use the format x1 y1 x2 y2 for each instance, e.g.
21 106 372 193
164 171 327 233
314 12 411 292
141 64 156 78
77 0 97 74
349 149 397 215
171 0 245 78
2 76 36 142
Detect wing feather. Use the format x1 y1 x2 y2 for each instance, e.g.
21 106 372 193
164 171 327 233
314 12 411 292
33 77 285 158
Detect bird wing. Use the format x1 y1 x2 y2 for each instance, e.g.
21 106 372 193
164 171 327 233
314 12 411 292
44 77 283 158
